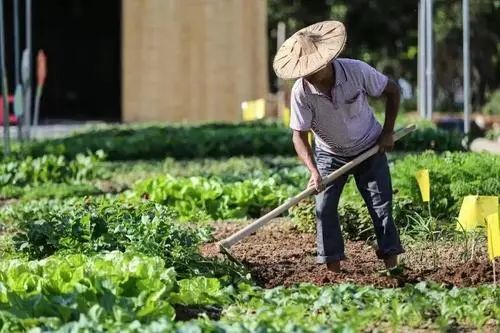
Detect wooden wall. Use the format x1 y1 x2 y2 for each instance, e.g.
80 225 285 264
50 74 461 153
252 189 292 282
122 0 268 123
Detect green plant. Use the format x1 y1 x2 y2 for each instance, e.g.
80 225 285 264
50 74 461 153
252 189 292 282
0 185 24 199
289 198 316 233
9 122 467 163
485 127 499 141
454 222 487 263
3 197 229 277
404 213 443 268
1 183 103 201
290 152 498 240
394 127 464 152
210 282 498 332
403 213 445 242
133 175 296 221
0 258 496 332
392 151 500 219
290 175 416 240
16 121 296 161
105 156 306 189
0 151 105 187
23 183 103 200
0 252 231 331
481 90 500 115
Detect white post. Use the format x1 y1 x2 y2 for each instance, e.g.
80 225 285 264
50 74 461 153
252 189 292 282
24 0 32 138
14 0 23 141
14 0 20 85
276 22 286 121
463 0 470 134
0 0 10 156
425 0 434 120
418 0 426 119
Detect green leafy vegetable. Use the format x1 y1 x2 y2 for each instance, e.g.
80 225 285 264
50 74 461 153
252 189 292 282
133 175 296 221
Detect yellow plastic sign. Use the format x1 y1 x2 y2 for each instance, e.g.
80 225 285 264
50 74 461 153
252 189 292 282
457 195 498 231
308 132 314 146
241 99 265 121
415 169 430 202
281 105 313 145
282 106 290 126
487 212 500 262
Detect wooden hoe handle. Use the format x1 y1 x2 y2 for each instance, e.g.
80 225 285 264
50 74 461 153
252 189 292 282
219 124 416 250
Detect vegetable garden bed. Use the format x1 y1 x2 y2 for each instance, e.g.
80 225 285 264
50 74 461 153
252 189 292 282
202 220 496 288
0 122 497 332
2 121 464 161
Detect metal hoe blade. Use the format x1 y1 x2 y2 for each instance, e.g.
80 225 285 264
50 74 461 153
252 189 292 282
218 243 243 266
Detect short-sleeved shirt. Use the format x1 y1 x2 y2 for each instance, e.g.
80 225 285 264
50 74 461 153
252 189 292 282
289 58 388 157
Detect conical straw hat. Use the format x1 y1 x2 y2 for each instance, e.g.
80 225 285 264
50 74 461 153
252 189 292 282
273 21 346 80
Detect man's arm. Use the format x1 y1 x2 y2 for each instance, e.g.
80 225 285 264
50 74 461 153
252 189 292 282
356 60 401 152
377 79 401 152
292 130 323 192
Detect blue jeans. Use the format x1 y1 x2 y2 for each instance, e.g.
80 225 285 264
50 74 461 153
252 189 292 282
314 147 404 263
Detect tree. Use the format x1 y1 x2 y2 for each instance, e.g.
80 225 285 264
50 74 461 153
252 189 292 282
268 0 500 112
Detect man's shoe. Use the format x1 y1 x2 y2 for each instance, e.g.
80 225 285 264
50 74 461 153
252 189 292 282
377 255 405 276
326 261 341 273
383 255 398 270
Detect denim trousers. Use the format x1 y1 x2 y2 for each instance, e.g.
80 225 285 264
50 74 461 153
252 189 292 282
314 147 404 263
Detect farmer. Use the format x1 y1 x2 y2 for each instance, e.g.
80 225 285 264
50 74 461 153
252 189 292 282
273 21 404 272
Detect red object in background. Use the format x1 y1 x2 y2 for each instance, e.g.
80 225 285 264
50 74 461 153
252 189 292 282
0 95 18 125
37 50 47 87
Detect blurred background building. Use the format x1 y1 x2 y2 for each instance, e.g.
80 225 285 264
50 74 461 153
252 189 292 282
1 0 499 124
123 0 268 122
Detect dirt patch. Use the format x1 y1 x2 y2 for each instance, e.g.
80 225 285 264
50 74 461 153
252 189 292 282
201 220 496 288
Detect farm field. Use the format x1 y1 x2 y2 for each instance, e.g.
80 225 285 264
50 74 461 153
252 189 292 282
0 122 498 332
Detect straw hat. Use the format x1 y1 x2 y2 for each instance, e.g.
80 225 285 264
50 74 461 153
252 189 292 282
273 21 346 80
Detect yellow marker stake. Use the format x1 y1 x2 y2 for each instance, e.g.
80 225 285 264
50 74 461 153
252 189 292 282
282 106 290 126
308 132 314 146
457 195 498 231
241 98 266 121
282 106 311 145
415 169 430 202
487 212 500 262
487 212 500 284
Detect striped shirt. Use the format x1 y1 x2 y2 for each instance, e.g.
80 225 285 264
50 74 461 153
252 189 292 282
289 58 388 156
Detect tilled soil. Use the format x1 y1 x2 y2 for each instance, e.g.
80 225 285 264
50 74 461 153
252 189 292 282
201 219 496 288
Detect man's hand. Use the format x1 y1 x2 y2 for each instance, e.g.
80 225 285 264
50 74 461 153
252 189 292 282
377 130 394 153
292 130 324 192
308 170 324 192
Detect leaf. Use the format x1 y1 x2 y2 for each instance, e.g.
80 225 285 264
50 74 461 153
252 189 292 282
170 277 222 306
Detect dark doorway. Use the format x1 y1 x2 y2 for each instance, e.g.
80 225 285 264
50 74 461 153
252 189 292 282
4 0 122 122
